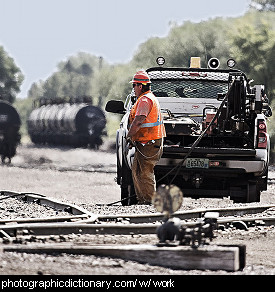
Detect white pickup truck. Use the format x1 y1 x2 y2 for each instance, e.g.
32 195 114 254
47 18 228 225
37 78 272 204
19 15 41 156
106 57 272 205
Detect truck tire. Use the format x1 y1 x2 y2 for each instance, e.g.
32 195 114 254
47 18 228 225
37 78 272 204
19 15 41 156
246 182 260 203
120 159 137 206
232 182 260 203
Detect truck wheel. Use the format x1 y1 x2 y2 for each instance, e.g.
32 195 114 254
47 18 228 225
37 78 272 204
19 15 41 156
246 182 260 203
121 184 136 206
231 182 260 203
120 161 137 206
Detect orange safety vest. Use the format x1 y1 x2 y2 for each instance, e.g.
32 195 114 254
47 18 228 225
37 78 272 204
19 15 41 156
129 91 166 142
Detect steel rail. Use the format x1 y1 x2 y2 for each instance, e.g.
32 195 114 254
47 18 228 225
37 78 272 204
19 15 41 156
0 214 89 225
217 215 275 226
0 190 98 221
9 164 117 174
2 190 274 225
0 190 274 237
0 214 274 237
97 204 275 224
0 222 160 237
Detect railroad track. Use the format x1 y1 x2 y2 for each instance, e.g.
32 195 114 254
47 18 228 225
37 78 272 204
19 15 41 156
0 190 274 237
0 189 274 272
8 162 117 174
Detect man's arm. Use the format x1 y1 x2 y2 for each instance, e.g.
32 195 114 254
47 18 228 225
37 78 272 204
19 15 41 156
127 115 146 139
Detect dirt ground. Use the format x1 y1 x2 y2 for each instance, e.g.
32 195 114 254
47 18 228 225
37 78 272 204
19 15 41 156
0 141 274 275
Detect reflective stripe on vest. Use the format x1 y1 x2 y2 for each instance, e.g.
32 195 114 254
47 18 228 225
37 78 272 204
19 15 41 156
140 114 164 128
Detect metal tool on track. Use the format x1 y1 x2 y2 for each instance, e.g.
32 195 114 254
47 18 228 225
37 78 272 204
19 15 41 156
153 185 219 248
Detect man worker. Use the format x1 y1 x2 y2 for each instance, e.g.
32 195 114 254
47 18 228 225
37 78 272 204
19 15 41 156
126 70 166 204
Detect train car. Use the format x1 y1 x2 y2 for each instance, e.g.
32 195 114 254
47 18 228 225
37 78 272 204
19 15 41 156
27 101 107 148
0 100 21 163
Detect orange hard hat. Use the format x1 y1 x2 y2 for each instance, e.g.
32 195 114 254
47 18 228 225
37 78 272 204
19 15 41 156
130 70 151 84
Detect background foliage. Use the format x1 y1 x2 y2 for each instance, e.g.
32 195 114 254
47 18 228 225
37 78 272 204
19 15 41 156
1 2 275 150
19 10 275 108
0 46 24 103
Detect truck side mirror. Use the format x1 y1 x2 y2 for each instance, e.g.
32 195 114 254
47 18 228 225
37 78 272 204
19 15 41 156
105 100 126 114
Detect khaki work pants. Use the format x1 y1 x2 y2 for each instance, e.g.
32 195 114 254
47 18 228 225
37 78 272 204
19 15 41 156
132 138 163 203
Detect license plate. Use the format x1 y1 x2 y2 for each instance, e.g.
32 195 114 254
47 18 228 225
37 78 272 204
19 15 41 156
186 158 209 169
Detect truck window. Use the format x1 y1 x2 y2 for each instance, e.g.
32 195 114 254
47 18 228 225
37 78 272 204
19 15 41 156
151 80 229 99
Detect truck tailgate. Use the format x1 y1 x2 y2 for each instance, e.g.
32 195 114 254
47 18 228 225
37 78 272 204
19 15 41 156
163 146 256 157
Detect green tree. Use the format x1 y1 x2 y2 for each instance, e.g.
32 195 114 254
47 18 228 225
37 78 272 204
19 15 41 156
29 52 103 104
42 73 66 99
229 12 275 100
250 0 275 11
0 46 24 103
131 37 168 68
131 18 234 69
14 97 33 142
27 80 45 100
